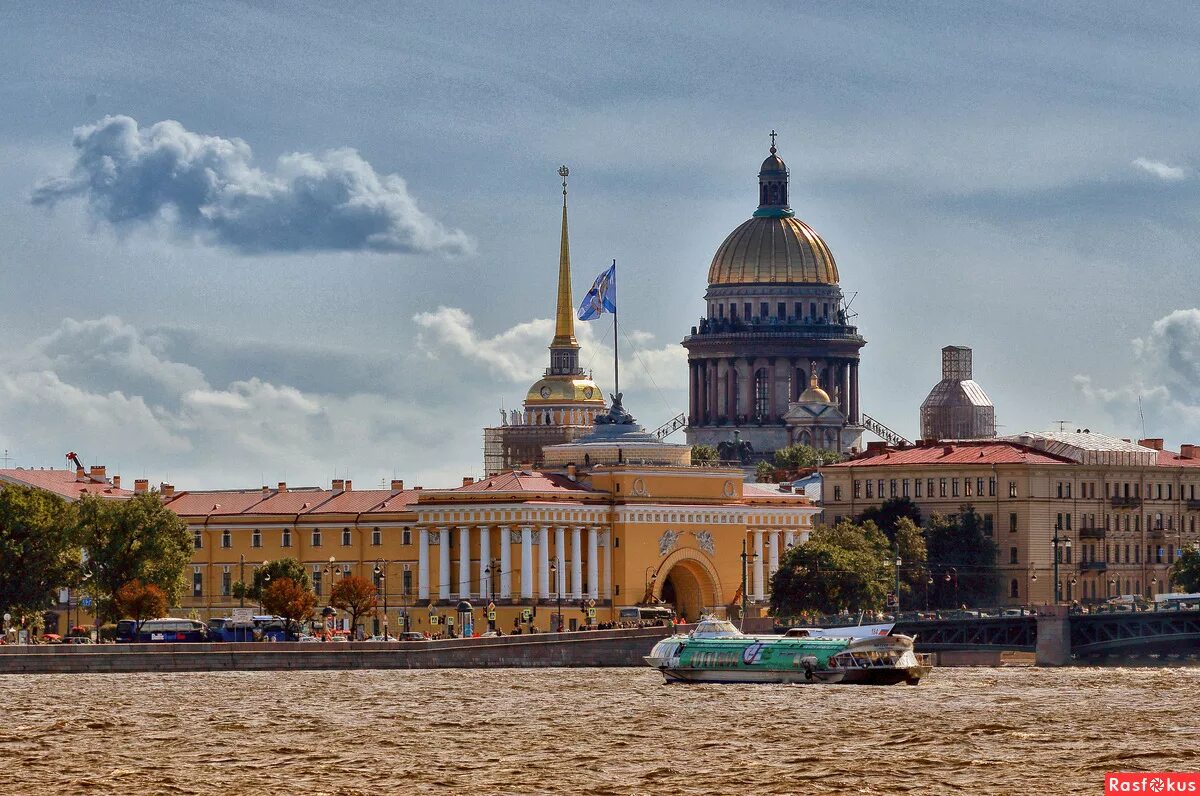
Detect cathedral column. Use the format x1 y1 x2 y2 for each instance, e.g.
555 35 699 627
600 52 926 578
571 526 584 599
689 362 699 424
418 528 430 600
587 526 599 600
520 526 534 599
478 525 491 598
767 358 777 421
752 530 765 601
850 363 860 424
790 359 800 402
539 526 551 599
716 360 728 420
840 362 851 417
742 358 755 421
457 526 471 599
499 525 512 598
438 527 451 601
709 360 719 423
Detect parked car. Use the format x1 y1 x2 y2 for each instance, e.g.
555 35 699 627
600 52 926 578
399 632 430 641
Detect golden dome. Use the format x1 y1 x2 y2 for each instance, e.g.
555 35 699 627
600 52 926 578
707 215 839 286
797 369 832 404
525 376 606 405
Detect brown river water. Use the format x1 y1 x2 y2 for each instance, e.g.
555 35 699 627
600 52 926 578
0 666 1196 795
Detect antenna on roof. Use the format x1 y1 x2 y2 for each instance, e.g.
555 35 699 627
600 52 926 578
1052 419 1071 432
1138 396 1146 439
0 449 10 468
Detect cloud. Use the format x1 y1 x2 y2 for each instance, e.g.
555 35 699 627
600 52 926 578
1132 157 1186 182
31 115 473 256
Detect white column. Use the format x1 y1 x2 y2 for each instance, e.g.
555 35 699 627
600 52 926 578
520 526 534 599
752 529 765 601
768 530 780 582
457 526 471 599
499 525 512 598
418 528 430 600
571 526 584 599
603 531 613 599
784 530 796 550
438 527 451 601
587 526 599 599
539 526 551 599
478 525 491 599
555 526 566 596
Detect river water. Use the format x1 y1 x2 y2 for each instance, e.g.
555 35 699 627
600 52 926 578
0 666 1196 795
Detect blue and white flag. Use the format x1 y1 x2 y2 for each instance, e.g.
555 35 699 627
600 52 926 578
577 261 616 321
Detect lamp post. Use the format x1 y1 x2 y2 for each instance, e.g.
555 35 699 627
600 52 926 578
239 554 246 609
892 545 902 615
925 571 933 612
945 567 959 609
549 559 562 632
1051 531 1071 603
1026 564 1038 607
483 559 499 632
374 561 389 639
739 539 758 631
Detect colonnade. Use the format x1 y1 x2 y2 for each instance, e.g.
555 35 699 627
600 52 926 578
747 529 801 602
689 356 860 425
417 525 609 603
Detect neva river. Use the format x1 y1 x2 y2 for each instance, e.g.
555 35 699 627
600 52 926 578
1 666 1197 794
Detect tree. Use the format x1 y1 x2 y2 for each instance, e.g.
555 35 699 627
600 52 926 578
244 558 312 603
893 517 928 608
857 497 923 541
113 579 168 636
691 444 719 465
330 576 377 638
76 492 192 624
769 520 890 616
262 577 317 639
0 484 82 625
925 505 1000 608
1171 546 1200 593
754 460 775 483
773 444 844 471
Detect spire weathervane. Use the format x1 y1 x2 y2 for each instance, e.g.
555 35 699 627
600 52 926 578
559 164 569 204
551 164 579 351
769 129 777 154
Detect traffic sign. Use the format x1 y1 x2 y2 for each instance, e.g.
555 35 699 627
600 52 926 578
80 597 93 608
446 615 455 626
231 607 255 623
487 602 496 612
587 598 595 608
487 611 496 621
586 607 596 618
521 609 532 621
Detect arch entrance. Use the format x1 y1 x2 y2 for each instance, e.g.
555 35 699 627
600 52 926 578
653 549 723 622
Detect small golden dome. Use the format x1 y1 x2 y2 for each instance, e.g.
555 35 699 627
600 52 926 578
798 369 832 404
707 215 839 286
525 377 606 405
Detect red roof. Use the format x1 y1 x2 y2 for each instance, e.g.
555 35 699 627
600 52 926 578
1158 450 1200 468
453 471 597 494
0 468 133 500
162 490 271 516
825 442 1072 468
164 487 421 518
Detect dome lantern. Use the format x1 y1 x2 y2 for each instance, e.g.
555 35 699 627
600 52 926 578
755 130 792 219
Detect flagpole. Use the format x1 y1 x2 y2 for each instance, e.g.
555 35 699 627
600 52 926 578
611 259 618 399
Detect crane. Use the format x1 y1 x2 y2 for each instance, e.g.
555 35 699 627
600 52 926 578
66 451 86 472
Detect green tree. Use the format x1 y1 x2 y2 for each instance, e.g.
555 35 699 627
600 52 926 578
262 577 317 639
772 444 844 471
1171 546 1200 593
691 444 719 465
113 579 168 635
330 575 377 638
925 505 1000 608
893 517 928 608
769 520 890 616
76 491 192 624
754 460 776 483
857 497 923 541
244 558 312 602
0 484 82 624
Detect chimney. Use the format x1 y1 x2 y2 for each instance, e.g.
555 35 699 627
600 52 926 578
160 483 175 498
332 479 345 491
567 464 577 481
1180 444 1198 460
262 485 270 496
89 465 106 480
75 466 85 479
391 479 404 491
414 486 423 491
462 476 475 487
111 475 121 489
133 479 149 494
943 445 954 456
344 480 352 491
865 441 888 455
277 482 287 493
1138 438 1164 451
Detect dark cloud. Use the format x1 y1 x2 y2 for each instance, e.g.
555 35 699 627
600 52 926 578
31 115 473 256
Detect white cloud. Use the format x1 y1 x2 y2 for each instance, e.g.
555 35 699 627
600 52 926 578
1132 157 1186 181
31 115 473 256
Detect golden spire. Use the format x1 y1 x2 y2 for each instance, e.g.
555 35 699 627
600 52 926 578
552 165 578 348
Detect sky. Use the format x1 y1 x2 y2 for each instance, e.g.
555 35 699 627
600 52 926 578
2 1 1200 490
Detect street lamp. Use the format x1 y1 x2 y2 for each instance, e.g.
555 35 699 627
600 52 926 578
549 559 563 632
483 559 500 632
1052 531 1071 603
739 539 758 631
925 571 934 612
892 545 902 615
374 561 389 639
945 567 959 609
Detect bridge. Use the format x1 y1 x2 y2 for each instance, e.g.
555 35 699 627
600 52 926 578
891 608 1200 664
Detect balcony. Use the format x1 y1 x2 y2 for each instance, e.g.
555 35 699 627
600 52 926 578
1111 496 1142 508
1147 527 1166 539
1078 526 1106 539
1187 499 1200 511
1079 561 1108 572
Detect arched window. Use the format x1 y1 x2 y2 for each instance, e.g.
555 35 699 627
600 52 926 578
754 368 769 419
1010 579 1019 598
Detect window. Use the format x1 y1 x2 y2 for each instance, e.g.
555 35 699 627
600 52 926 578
977 478 985 497
1066 482 1072 499
312 530 322 547
372 528 382 546
1009 513 1018 533
1009 481 1018 498
729 303 737 319
915 479 923 498
313 567 322 596
927 478 935 497
989 478 996 497
903 479 910 497
794 302 802 318
221 567 231 596
833 485 843 501
403 568 413 596
940 478 948 498
193 568 203 597
983 514 993 534
402 527 412 545
342 528 352 546
753 369 769 418
1065 514 1072 530
1056 513 1063 530
877 480 884 498
1009 547 1018 564
743 302 751 319
853 480 862 499
194 531 203 549
282 530 292 548
866 480 874 498
964 478 972 497
1010 579 1019 599
777 302 786 318
252 529 262 548
759 302 768 319
221 530 231 549
889 479 897 498
952 479 960 497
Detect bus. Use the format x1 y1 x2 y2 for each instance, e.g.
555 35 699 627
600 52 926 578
1154 593 1200 610
135 618 210 643
618 606 676 624
209 615 288 642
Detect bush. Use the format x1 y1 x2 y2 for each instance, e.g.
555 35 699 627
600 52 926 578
98 623 118 642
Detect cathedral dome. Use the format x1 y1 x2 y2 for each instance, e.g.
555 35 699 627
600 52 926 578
707 215 839 286
525 376 605 405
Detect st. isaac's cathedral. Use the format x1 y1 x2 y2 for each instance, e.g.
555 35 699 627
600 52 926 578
684 137 865 456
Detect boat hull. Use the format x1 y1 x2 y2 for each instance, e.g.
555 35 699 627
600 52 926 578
646 658 931 685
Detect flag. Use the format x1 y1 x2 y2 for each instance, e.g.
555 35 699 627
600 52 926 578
577 262 616 321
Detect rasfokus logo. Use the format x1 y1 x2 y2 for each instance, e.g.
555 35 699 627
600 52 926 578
1107 773 1200 793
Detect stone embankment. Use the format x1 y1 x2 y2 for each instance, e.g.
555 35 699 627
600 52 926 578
0 626 677 675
